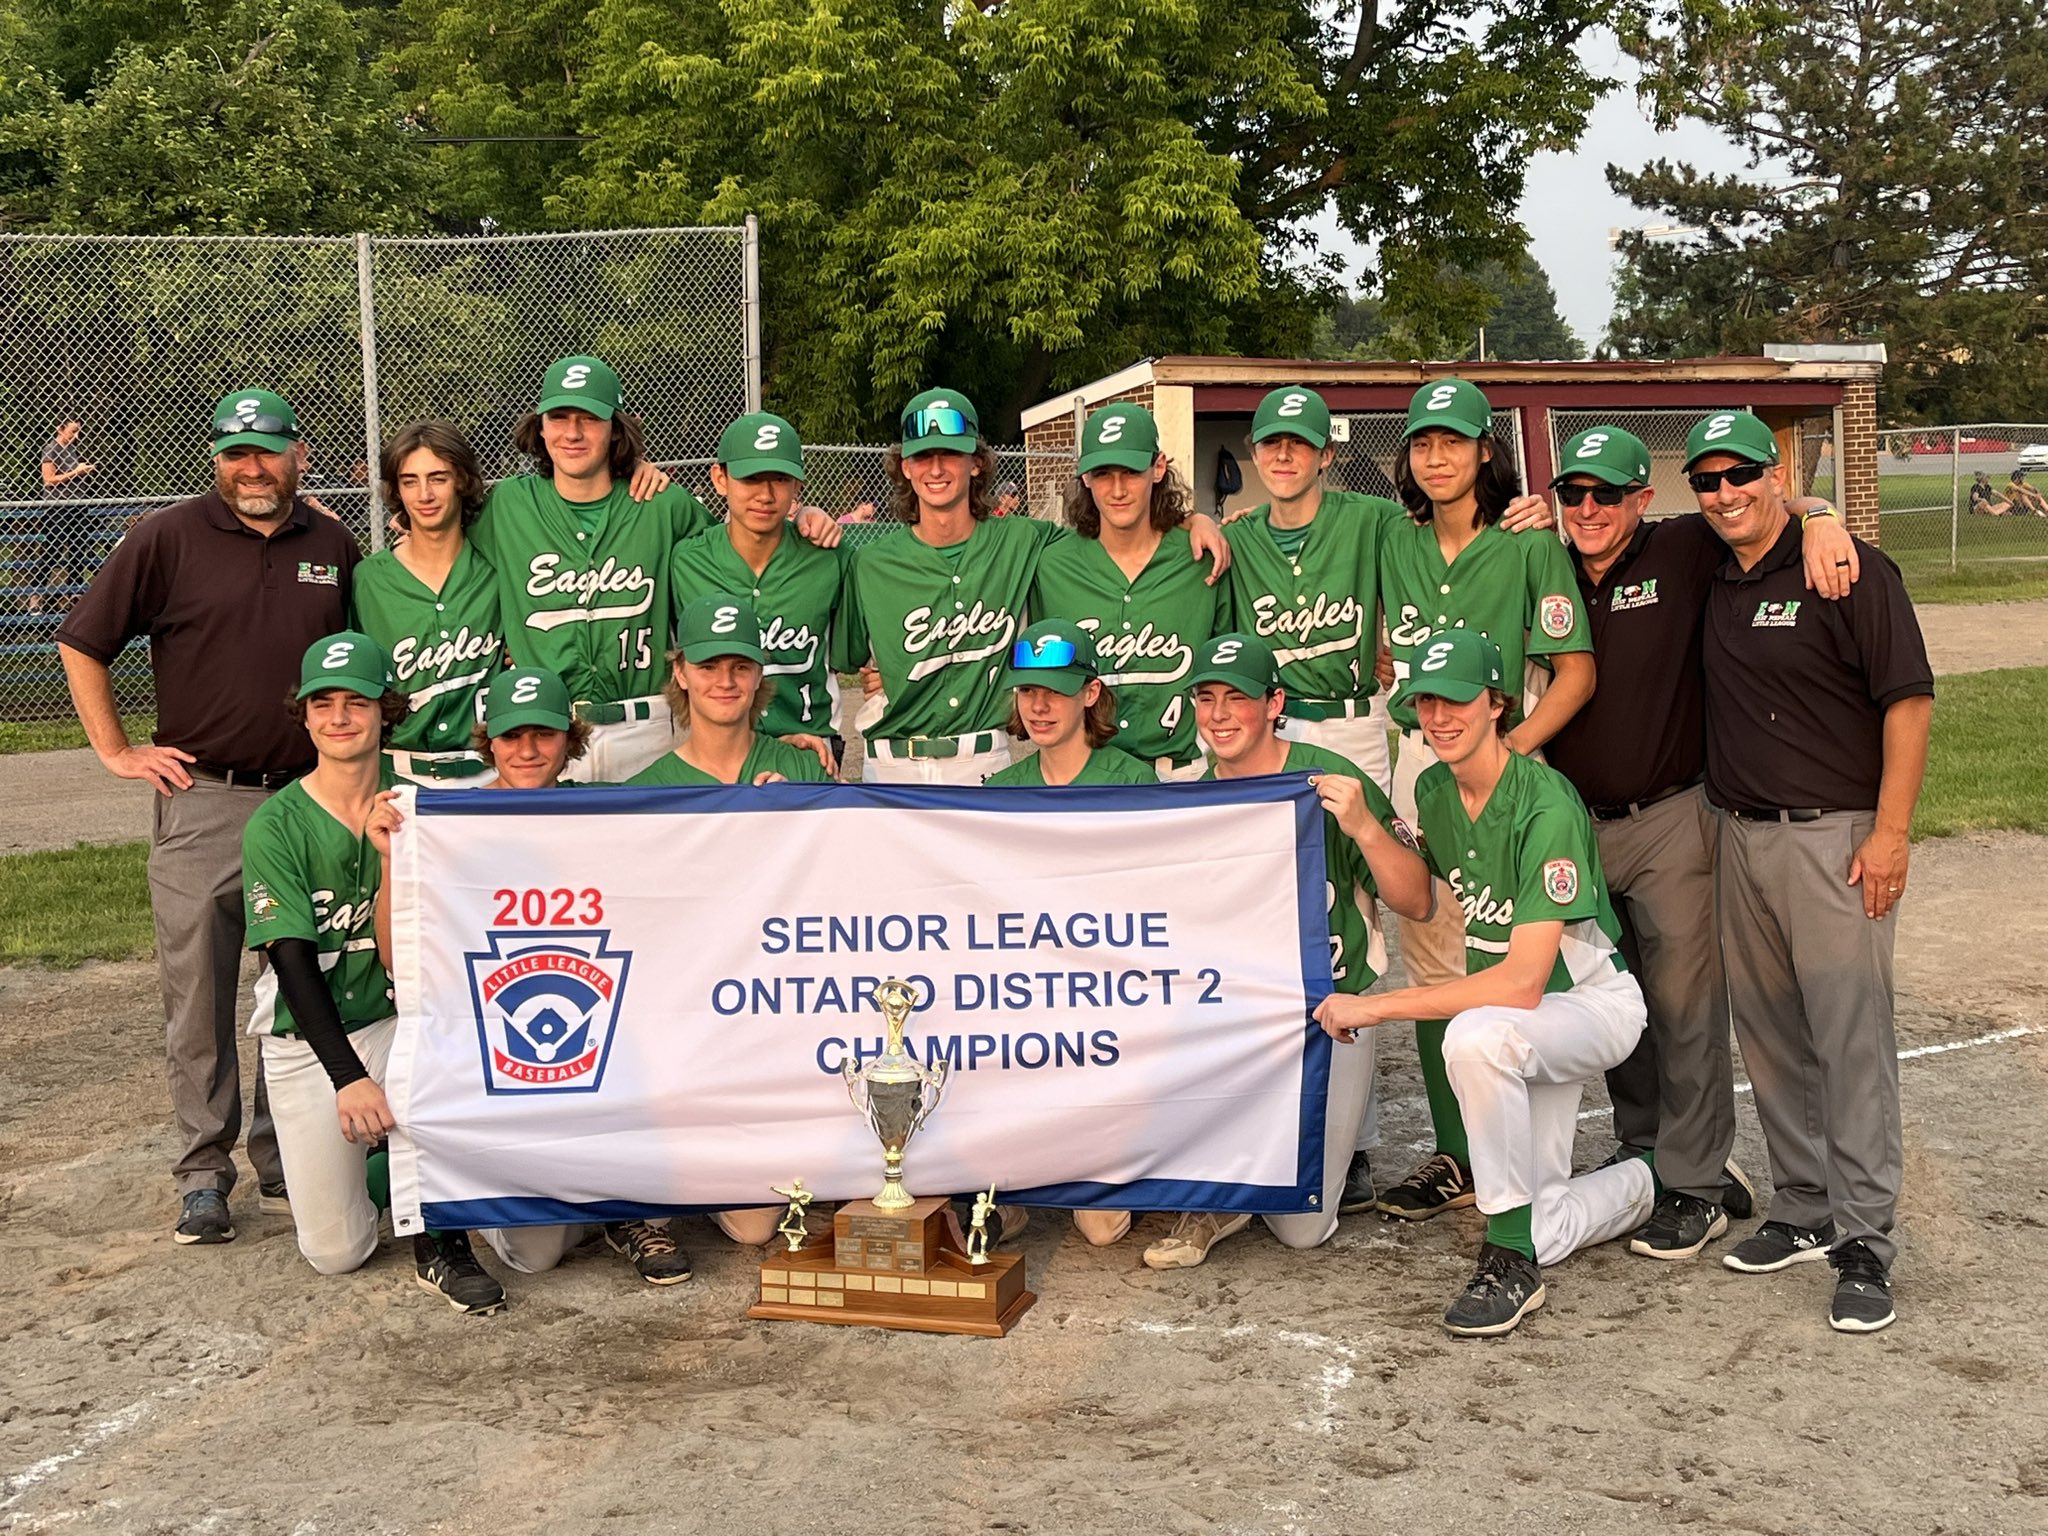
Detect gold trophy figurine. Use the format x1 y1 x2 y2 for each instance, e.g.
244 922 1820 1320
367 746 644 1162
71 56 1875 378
843 979 949 1210
966 1184 997 1267
772 1178 813 1253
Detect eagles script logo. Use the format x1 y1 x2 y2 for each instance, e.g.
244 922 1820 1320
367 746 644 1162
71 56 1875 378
466 930 632 1094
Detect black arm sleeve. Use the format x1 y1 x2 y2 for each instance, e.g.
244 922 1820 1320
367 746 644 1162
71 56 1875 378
268 938 371 1093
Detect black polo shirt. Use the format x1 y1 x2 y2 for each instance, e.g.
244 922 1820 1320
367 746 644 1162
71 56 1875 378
57 493 361 775
1703 517 1933 814
1546 515 1723 807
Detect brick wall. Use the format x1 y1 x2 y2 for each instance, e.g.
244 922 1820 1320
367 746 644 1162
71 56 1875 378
1840 379 1881 545
1021 384 1152 513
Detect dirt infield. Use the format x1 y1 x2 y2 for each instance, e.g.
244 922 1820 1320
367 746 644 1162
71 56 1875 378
3 832 2045 1535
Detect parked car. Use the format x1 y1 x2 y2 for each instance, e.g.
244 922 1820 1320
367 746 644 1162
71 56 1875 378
2017 443 2048 469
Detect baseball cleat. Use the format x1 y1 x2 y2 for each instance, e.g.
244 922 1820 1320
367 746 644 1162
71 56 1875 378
1720 1159 1757 1220
174 1189 236 1245
605 1220 693 1285
1443 1243 1546 1337
258 1179 292 1216
1377 1152 1476 1221
1723 1219 1836 1273
1142 1211 1252 1270
1339 1151 1377 1214
1827 1241 1896 1333
1629 1191 1730 1260
413 1230 507 1315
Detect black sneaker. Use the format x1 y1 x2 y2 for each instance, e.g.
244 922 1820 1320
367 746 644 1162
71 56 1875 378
174 1189 236 1245
257 1180 291 1216
1377 1152 1476 1221
1828 1240 1896 1334
413 1231 507 1315
1629 1190 1729 1260
1723 1219 1836 1273
1443 1243 1546 1337
1339 1151 1376 1214
1721 1160 1757 1220
605 1220 693 1285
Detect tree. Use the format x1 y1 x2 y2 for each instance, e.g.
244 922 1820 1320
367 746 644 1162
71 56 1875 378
1608 0 2048 421
1315 255 1582 360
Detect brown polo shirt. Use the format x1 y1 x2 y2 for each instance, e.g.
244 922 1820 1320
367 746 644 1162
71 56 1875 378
1703 517 1933 814
1546 515 1723 807
57 493 361 776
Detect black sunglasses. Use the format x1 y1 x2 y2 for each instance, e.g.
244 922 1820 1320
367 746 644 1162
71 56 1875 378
1687 462 1769 495
212 412 294 439
1553 482 1638 507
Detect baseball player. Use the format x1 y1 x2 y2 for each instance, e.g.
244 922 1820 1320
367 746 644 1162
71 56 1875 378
671 412 846 770
1315 629 1652 1336
351 422 503 787
246 632 506 1313
833 388 1228 784
468 354 838 783
1029 403 1227 780
1374 378 1596 1225
1143 633 1434 1270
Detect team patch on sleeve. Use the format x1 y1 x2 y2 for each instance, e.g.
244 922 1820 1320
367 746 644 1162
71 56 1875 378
1539 593 1576 639
1390 816 1420 851
1543 858 1579 905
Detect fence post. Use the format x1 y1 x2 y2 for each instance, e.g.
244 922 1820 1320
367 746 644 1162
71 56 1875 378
743 214 763 413
355 233 385 552
1949 428 1960 572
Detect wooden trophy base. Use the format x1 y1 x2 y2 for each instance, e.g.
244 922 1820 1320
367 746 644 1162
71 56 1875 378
747 1195 1035 1337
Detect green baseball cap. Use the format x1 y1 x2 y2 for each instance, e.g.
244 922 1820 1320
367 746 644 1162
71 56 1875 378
1684 410 1780 469
1393 628 1504 709
1406 378 1493 439
482 668 573 735
1552 426 1652 488
1186 632 1281 697
717 412 806 480
1001 619 1099 696
210 389 302 454
1078 403 1160 475
900 388 981 454
297 632 393 701
676 593 766 664
1250 387 1332 449
537 355 623 420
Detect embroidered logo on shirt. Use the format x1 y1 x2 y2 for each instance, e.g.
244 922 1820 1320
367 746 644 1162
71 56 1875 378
1751 599 1802 629
1539 593 1576 639
297 562 339 587
1543 859 1579 905
250 881 278 920
1390 816 1420 851
1610 579 1659 612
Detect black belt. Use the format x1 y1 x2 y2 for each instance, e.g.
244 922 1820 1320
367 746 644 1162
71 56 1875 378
1727 806 1832 824
189 763 299 791
1588 777 1700 822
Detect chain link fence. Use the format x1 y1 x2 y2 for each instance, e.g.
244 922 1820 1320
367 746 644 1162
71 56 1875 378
1326 407 1527 499
1 227 755 723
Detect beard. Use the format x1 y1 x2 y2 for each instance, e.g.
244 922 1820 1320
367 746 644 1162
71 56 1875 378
217 462 300 521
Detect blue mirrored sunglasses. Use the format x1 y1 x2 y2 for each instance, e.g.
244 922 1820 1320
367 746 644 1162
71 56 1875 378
1011 636 1079 670
903 405 971 441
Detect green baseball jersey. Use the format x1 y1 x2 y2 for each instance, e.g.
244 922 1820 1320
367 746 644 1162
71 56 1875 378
831 515 1060 740
1030 524 1224 763
670 526 843 738
986 745 1158 786
1223 491 1400 707
624 734 832 786
1412 750 1627 992
242 781 391 1037
470 476 711 704
1380 520 1589 732
349 544 504 756
1204 741 1393 992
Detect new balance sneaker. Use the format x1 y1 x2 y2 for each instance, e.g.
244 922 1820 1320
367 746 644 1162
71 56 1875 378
1142 1212 1253 1270
1721 1159 1757 1221
1339 1151 1376 1215
1828 1240 1896 1334
1443 1243 1546 1337
605 1220 693 1285
174 1189 235 1245
413 1230 507 1315
1629 1190 1730 1260
1376 1153 1476 1221
258 1179 291 1216
1723 1219 1836 1273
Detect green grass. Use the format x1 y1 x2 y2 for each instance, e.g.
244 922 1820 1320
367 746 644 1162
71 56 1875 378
0 840 154 966
0 714 153 755
1915 667 2048 838
1808 471 2048 601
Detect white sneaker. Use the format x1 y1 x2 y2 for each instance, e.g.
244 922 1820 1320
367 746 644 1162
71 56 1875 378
1142 1211 1252 1270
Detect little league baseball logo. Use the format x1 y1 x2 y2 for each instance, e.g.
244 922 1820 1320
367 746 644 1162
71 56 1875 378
465 930 632 1094
1543 859 1579 905
1539 593 1575 639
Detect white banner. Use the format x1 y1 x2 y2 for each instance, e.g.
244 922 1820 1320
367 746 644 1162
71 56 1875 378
386 778 1337 1235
